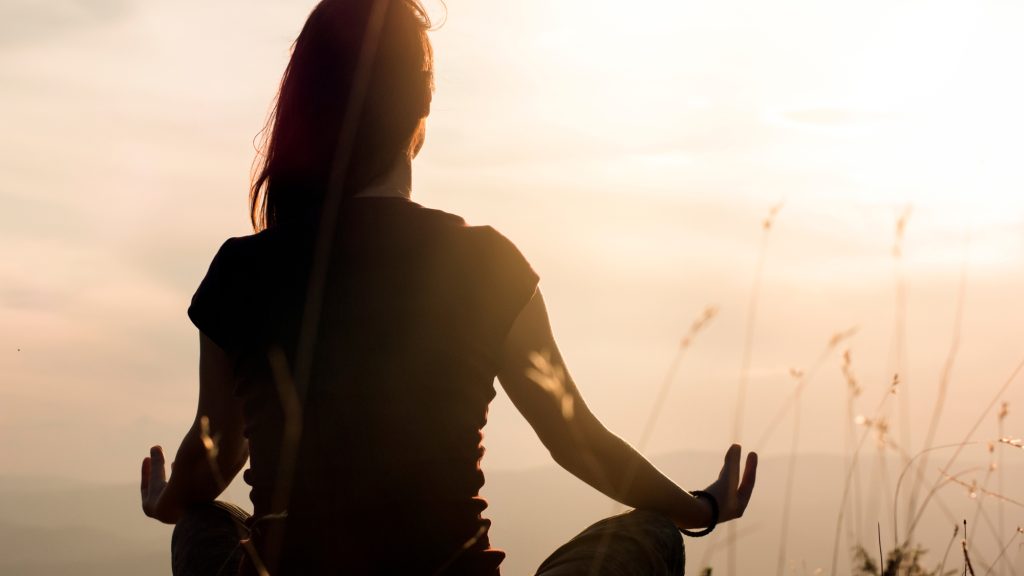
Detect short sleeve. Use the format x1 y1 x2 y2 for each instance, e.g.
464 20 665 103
187 238 248 354
474 226 540 342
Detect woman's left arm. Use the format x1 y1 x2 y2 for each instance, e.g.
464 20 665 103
140 332 249 524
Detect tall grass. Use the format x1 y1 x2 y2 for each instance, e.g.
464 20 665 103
891 206 913 472
909 235 969 539
727 202 782 576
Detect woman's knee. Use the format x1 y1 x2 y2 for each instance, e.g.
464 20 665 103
536 509 684 575
171 502 248 576
621 510 685 558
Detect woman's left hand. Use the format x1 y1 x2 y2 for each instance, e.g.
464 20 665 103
140 445 178 524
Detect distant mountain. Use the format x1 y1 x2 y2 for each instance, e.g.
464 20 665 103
1 451 1020 575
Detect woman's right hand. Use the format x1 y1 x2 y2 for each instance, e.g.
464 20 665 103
701 444 758 524
140 445 179 524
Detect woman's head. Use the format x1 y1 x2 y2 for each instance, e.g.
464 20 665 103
250 0 434 231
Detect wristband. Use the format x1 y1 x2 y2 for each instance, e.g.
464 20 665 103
679 490 719 537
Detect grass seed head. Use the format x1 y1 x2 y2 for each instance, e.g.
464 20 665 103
840 349 861 397
889 373 900 395
998 437 1023 449
893 205 913 258
828 326 859 349
763 202 784 231
526 350 574 420
680 305 718 349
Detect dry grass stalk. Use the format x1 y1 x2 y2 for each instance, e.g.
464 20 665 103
962 520 977 576
893 206 913 258
829 373 902 575
893 442 983 548
936 523 960 576
889 206 913 497
259 1 393 572
983 527 1023 576
910 235 969 540
199 415 228 493
606 305 718 526
966 444 997 551
998 437 1023 450
904 357 1024 540
198 415 271 576
877 522 884 575
939 470 1024 509
267 346 303 517
998 402 1009 547
524 350 619 576
841 349 865 550
636 305 718 452
775 368 805 576
527 350 575 421
728 202 781 576
755 327 858 453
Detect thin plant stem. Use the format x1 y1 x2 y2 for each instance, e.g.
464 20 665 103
829 376 900 576
877 522 884 576
967 448 996 551
611 306 718 520
267 347 302 517
521 350 638 576
939 470 1024 509
937 523 960 576
875 441 895 550
983 527 1023 576
909 235 969 539
774 389 801 576
841 350 864 552
904 356 1024 539
268 0 392 570
636 306 718 453
998 402 1009 556
894 441 982 547
973 505 1019 576
728 202 780 576
963 520 977 576
891 206 912 475
199 416 270 576
754 327 857 453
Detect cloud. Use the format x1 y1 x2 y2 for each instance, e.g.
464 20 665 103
776 107 890 129
0 0 132 46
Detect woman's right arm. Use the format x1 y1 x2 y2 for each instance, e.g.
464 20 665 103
496 289 757 529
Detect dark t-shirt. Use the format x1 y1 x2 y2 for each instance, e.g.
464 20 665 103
187 197 538 575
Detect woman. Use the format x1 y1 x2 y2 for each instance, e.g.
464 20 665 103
139 1 757 574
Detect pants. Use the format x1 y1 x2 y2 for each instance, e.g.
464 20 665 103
171 502 685 576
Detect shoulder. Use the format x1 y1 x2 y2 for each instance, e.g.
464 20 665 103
208 219 308 270
461 224 532 266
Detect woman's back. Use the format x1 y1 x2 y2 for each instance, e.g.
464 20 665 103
140 4 755 574
188 197 538 574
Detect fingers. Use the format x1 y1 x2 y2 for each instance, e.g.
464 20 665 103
149 446 167 486
720 444 741 489
737 451 758 512
140 456 151 493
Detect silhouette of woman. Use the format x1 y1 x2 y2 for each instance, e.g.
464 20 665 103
138 1 757 574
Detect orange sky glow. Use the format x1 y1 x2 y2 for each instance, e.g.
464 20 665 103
2 0 1023 504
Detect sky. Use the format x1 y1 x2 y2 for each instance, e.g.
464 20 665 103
2 0 1024 490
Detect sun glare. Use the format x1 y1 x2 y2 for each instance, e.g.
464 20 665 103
518 0 1024 244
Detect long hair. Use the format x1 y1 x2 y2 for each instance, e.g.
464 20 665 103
250 0 434 232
